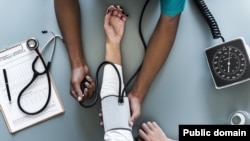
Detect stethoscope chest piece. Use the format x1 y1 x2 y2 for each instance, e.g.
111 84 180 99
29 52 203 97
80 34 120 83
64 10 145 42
26 38 39 50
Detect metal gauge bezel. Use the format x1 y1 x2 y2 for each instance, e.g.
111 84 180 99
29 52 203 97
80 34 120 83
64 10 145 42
205 37 250 89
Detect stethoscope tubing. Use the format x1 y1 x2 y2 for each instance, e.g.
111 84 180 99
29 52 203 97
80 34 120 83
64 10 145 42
17 49 52 115
17 32 62 115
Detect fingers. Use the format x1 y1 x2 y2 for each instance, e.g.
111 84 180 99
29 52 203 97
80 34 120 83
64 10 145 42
116 5 128 21
141 122 153 133
128 94 142 127
129 109 140 127
137 122 154 140
152 121 159 129
80 76 95 101
105 5 115 26
129 118 135 127
70 90 78 100
70 75 95 102
137 121 170 141
106 5 128 21
106 5 116 14
84 76 96 98
138 128 148 140
129 110 140 127
70 82 83 101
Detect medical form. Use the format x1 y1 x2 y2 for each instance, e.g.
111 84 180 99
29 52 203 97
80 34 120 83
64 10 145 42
0 40 64 133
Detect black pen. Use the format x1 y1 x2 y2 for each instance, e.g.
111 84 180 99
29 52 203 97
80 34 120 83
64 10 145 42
3 69 11 103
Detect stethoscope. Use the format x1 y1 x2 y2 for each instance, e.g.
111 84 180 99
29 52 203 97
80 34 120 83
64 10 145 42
17 31 63 115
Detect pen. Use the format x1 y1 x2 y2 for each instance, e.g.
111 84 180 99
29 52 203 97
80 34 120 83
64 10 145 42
3 69 11 103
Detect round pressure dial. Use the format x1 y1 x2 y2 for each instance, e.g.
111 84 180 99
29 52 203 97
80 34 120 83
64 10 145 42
212 45 247 81
205 37 250 89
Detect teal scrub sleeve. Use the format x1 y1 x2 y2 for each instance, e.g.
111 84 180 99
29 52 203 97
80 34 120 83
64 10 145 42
160 0 186 16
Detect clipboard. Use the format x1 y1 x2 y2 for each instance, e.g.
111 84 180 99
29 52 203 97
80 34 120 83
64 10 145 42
0 39 64 133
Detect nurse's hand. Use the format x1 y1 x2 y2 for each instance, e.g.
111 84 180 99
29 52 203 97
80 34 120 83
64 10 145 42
70 65 95 102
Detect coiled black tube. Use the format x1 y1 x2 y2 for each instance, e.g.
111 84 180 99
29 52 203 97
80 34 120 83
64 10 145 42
193 0 225 42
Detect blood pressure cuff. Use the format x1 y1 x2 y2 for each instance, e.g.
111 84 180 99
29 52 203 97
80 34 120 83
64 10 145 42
101 95 131 132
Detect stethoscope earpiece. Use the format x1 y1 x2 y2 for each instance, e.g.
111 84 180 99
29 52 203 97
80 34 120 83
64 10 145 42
26 38 39 50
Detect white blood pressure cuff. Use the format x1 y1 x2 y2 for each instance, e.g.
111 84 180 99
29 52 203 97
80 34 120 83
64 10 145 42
101 95 131 132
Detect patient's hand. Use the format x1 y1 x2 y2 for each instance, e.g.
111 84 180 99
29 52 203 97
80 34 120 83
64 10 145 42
104 5 128 48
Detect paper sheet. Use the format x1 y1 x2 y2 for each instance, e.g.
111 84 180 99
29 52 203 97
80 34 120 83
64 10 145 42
0 40 64 133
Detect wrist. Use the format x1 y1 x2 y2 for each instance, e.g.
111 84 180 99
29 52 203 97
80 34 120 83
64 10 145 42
130 85 147 104
69 55 86 69
106 42 120 49
71 61 84 69
71 64 90 77
66 44 85 69
105 42 122 65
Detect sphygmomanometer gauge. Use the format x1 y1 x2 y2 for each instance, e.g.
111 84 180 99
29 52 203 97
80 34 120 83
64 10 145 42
205 37 250 89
